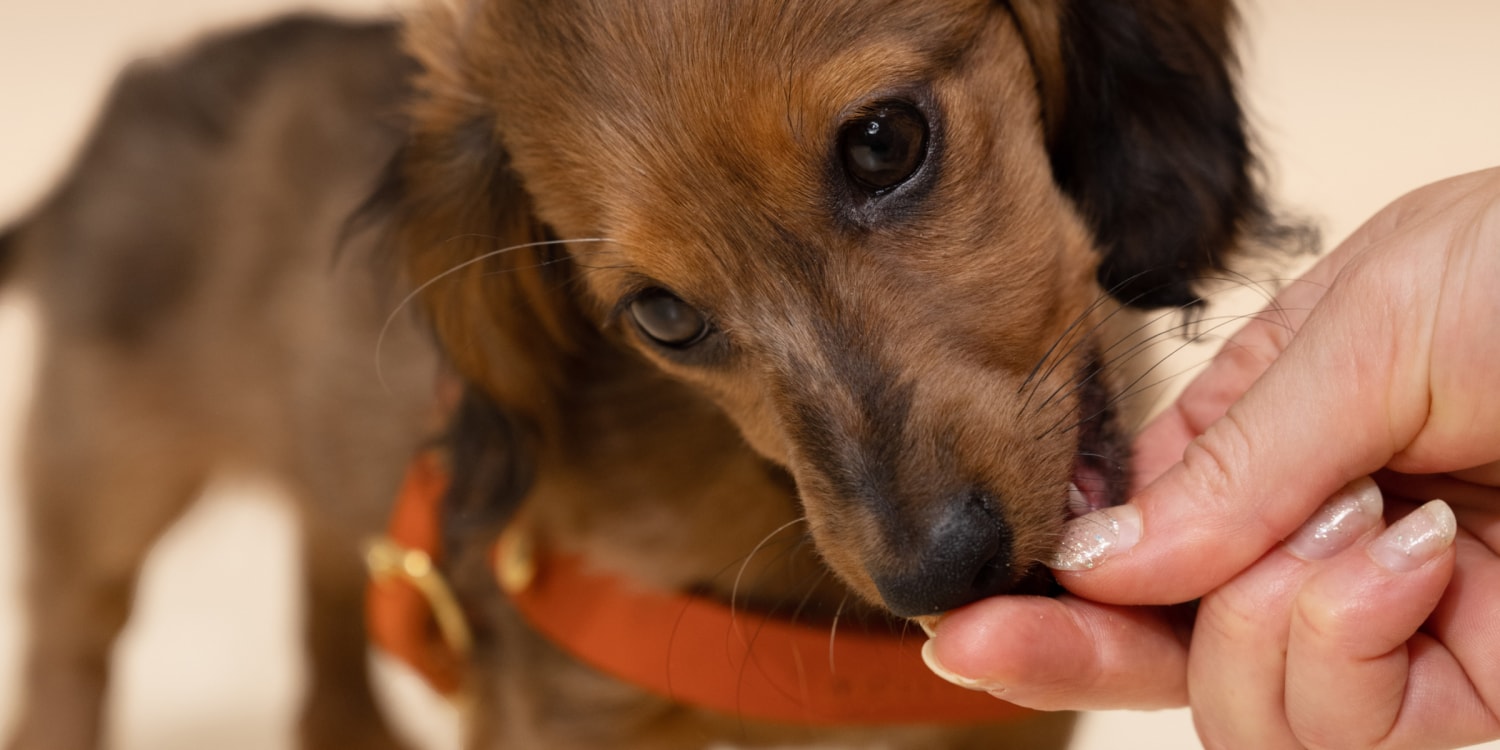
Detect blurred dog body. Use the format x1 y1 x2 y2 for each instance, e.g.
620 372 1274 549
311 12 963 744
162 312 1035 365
2 19 436 750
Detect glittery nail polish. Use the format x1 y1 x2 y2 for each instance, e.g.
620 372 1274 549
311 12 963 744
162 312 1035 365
1283 476 1383 561
1369 500 1456 573
1048 504 1141 571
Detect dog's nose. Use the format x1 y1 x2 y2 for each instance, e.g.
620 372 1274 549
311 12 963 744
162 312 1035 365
869 491 1013 618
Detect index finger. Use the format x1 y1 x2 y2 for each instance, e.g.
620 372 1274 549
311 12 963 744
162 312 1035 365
1056 173 1484 604
1130 188 1418 488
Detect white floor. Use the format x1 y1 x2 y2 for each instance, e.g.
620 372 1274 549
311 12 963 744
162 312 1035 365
2 1 1499 748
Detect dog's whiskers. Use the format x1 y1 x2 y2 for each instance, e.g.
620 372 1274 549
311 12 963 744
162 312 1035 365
1019 268 1175 412
494 250 635 297
1074 450 1126 472
1032 308 1266 421
1017 267 1164 403
1090 305 1305 421
828 593 850 676
1081 282 1311 413
1017 286 1121 400
1037 308 1285 440
1024 292 1182 418
1030 271 1309 434
475 246 617 278
1035 320 1234 440
786 568 833 628
1023 267 1285 410
729 516 810 623
374 236 614 393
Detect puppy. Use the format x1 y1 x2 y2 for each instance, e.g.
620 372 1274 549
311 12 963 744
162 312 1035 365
3 0 1267 748
385 0 1266 747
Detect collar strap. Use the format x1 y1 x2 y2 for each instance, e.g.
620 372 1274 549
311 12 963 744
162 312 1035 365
369 452 1039 727
366 451 468 693
498 529 1037 726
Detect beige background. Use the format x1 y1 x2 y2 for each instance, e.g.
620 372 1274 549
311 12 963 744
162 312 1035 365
2 1 1499 748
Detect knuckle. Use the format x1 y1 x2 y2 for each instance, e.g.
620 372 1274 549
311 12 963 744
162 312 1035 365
1179 409 1276 536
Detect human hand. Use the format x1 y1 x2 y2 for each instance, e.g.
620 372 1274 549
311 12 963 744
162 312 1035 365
922 167 1500 747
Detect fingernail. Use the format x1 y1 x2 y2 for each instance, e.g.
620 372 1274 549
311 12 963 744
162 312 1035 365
1283 476 1383 561
1369 500 1456 573
920 639 993 692
1049 504 1141 571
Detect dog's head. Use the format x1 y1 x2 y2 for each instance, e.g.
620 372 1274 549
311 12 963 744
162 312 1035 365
389 0 1259 617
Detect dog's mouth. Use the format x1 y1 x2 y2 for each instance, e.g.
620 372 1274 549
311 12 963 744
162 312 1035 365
1068 464 1112 517
994 358 1130 599
1065 356 1130 520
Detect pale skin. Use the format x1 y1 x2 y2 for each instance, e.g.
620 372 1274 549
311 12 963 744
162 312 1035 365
923 167 1500 749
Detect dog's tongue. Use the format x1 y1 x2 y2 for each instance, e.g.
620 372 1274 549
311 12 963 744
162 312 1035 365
1067 461 1111 517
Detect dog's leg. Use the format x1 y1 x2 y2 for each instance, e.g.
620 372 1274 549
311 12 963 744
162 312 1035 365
293 507 407 750
283 384 433 750
6 372 206 750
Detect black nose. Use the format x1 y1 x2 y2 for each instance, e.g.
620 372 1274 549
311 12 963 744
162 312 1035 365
870 491 1014 618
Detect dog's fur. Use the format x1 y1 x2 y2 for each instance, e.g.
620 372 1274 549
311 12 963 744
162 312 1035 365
2 1 1265 748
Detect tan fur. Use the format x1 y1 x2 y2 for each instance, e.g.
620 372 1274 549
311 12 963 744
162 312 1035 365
6 0 1260 747
400 0 1112 612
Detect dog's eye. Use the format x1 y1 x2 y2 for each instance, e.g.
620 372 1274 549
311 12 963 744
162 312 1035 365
629 289 710 348
839 102 929 193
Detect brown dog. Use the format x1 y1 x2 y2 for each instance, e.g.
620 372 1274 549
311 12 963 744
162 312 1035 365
2 0 1268 747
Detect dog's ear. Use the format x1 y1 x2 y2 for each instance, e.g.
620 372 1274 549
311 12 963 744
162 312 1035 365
371 6 598 444
370 121 594 549
354 5 607 553
1007 0 1264 309
379 124 590 430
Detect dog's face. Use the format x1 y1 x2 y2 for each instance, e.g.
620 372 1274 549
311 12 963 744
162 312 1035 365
396 0 1255 617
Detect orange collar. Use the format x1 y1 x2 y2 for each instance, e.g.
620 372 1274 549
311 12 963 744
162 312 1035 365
368 453 1037 726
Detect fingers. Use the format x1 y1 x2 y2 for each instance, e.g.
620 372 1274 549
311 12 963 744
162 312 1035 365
1127 172 1402 490
927 482 1500 749
1126 246 1335 492
1188 478 1386 747
1187 551 1311 748
1282 501 1467 749
921 595 1191 711
1085 170 1500 607
1185 482 1490 750
1017 170 1500 741
1189 490 1498 750
1369 514 1500 748
1057 213 1451 604
1396 171 1500 474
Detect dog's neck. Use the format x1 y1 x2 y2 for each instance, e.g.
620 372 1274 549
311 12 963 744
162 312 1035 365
522 355 869 622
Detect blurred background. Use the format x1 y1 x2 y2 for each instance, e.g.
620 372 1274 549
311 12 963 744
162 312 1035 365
2 1 1499 748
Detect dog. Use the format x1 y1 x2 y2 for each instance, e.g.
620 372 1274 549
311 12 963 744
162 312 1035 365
2 0 1268 747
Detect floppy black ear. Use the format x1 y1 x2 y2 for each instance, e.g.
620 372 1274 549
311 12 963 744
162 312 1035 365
1010 0 1265 309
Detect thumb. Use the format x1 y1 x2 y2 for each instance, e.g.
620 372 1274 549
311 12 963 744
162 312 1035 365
1054 190 1447 605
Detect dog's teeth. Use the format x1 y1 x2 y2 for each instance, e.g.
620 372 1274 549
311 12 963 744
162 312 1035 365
1067 482 1092 517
